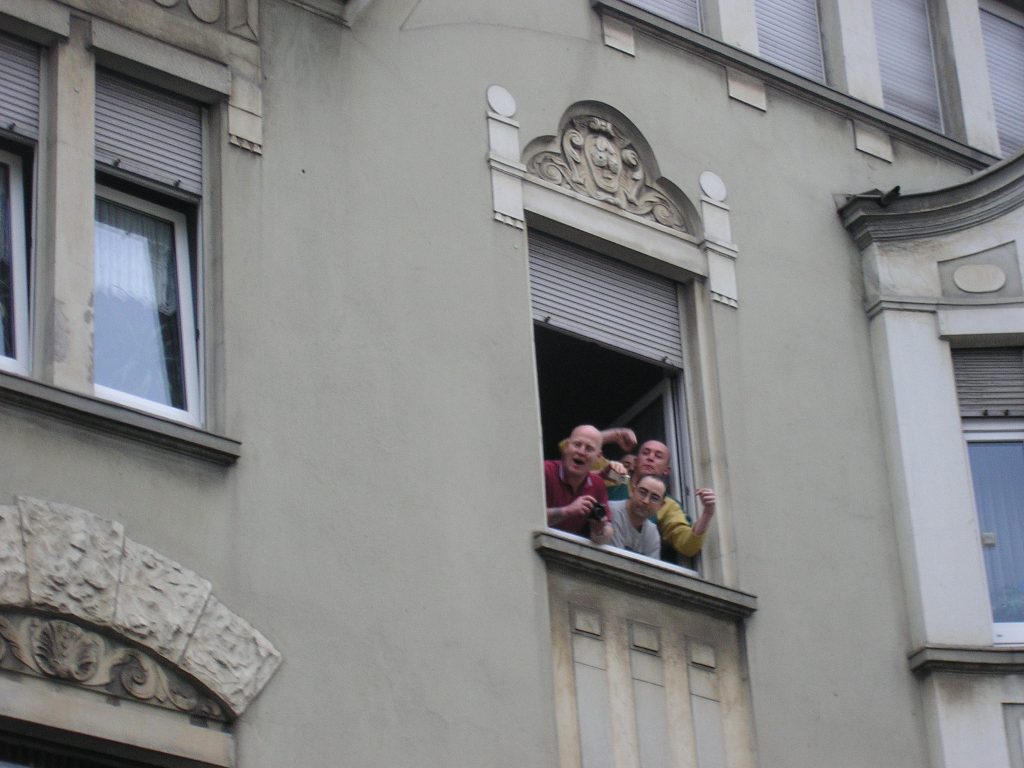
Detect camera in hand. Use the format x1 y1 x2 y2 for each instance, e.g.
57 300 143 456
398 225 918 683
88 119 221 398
588 502 606 522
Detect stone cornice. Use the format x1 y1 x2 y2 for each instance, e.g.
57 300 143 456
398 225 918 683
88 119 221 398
533 529 757 620
839 154 1024 247
593 0 995 171
909 644 1024 676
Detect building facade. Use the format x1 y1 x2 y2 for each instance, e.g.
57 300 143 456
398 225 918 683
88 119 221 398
0 0 1022 766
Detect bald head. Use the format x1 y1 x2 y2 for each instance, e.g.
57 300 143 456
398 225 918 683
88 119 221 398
561 424 603 486
636 440 671 478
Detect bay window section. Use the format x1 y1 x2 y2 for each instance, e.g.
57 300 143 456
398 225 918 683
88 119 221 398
93 186 199 424
966 433 1024 644
0 148 28 375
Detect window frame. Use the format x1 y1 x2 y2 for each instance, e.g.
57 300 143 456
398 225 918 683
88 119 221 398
962 418 1024 645
92 183 202 426
0 146 29 376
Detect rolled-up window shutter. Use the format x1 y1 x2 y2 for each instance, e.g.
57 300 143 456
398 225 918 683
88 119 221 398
872 0 943 132
528 233 684 368
0 32 40 140
754 0 826 83
980 9 1024 157
95 71 203 195
622 0 700 30
952 348 1024 417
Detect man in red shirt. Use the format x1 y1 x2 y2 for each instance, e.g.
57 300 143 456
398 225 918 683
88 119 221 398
544 424 613 544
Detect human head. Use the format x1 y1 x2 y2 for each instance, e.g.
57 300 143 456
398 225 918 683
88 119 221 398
561 424 603 486
627 474 668 519
621 453 637 474
635 440 671 479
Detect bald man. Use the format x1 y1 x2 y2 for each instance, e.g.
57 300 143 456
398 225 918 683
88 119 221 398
634 439 716 558
544 424 613 545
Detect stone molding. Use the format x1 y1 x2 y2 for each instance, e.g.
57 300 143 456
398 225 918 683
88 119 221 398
909 644 1024 676
0 496 280 719
839 153 1024 247
0 611 227 721
523 103 697 234
533 529 757 620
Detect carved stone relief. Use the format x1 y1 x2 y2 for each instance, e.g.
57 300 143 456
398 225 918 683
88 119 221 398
0 496 281 719
142 0 252 37
0 612 226 720
524 110 691 233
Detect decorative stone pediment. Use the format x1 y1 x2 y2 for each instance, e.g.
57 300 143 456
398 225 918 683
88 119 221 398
523 103 697 234
0 497 281 720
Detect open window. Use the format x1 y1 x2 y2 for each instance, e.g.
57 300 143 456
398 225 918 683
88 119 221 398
530 231 698 561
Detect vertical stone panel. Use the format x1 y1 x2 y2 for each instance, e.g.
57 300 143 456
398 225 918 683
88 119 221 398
0 505 28 606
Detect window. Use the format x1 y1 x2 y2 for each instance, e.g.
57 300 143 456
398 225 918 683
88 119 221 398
622 0 701 31
954 347 1024 644
980 5 1024 157
754 0 826 83
0 31 39 376
0 148 28 374
94 186 199 422
529 232 699 564
93 71 203 424
872 0 943 131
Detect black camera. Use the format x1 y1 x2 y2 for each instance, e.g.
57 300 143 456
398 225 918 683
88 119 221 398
588 502 606 522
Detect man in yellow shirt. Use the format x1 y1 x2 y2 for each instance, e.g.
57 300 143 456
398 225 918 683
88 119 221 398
633 440 716 559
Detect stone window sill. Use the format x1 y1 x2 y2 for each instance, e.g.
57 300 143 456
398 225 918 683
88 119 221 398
0 371 240 465
909 645 1024 676
534 529 757 620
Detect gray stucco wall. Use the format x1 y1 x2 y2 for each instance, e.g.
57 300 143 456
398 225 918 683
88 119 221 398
0 1 981 767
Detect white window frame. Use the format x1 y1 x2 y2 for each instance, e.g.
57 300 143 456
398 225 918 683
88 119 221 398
93 184 201 426
0 147 29 376
963 418 1024 645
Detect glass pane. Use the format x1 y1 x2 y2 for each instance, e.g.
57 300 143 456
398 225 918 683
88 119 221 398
94 197 186 409
0 162 13 358
968 441 1024 624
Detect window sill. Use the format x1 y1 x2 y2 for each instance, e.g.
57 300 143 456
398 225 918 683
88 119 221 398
593 0 997 170
533 529 757 620
0 371 240 465
909 644 1024 676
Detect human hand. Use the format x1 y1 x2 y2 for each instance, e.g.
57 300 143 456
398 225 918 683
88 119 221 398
563 495 597 522
695 488 716 514
614 428 637 451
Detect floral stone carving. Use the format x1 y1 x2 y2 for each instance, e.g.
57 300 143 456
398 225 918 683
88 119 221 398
525 112 690 232
0 612 226 720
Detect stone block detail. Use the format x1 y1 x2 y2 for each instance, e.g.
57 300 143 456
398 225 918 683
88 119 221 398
0 495 280 720
19 496 124 625
0 505 29 606
182 596 282 717
114 539 212 662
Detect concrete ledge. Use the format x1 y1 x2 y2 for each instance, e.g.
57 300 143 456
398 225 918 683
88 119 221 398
0 371 240 465
909 645 1024 676
533 529 757 620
